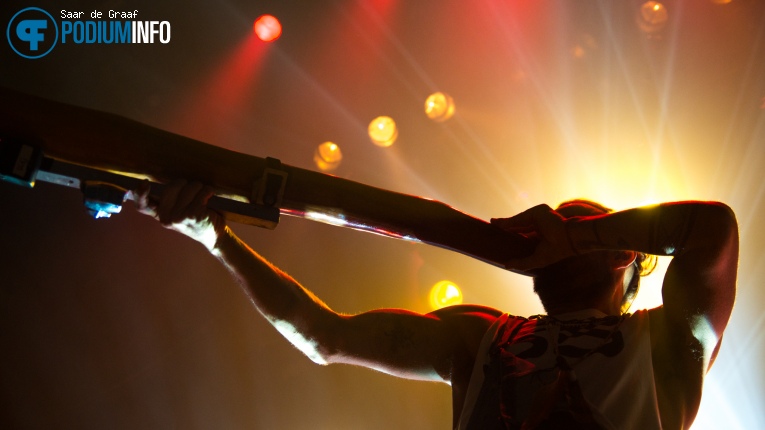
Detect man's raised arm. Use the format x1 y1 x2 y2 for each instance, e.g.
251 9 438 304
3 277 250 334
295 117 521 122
494 201 738 368
569 202 738 368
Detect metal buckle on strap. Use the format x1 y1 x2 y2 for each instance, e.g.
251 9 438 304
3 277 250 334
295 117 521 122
253 157 287 208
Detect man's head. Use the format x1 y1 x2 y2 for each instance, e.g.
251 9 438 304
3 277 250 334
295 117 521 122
532 199 653 315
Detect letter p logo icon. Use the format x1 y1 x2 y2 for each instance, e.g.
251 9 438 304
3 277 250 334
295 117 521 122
7 7 58 59
17 20 47 51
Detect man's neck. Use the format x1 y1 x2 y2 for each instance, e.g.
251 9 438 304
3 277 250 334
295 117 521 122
546 308 610 320
546 296 621 317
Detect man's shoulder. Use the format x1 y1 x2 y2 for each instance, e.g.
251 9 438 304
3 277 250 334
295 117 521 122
428 304 505 325
427 305 505 355
429 305 506 338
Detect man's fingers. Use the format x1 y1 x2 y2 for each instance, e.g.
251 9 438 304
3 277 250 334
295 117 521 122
170 181 205 222
491 204 553 230
182 185 216 221
490 211 533 228
157 180 185 225
495 203 577 272
132 180 217 227
129 180 157 217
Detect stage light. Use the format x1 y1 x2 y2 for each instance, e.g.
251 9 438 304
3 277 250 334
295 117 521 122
572 45 586 59
424 92 455 122
254 15 282 42
571 34 598 59
314 142 343 171
429 280 463 310
368 116 398 147
637 1 668 35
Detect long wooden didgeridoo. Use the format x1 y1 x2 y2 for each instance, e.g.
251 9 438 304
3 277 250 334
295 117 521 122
0 87 534 273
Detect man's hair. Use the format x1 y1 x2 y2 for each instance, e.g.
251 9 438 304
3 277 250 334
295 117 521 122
534 199 657 312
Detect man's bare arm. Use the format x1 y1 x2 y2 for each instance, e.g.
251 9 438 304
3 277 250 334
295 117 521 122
491 201 738 368
1 87 532 269
137 181 500 382
569 202 738 369
492 201 737 429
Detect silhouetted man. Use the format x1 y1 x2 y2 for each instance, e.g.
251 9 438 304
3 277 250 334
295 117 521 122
134 181 738 429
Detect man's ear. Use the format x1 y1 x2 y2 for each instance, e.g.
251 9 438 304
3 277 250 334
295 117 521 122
610 251 637 270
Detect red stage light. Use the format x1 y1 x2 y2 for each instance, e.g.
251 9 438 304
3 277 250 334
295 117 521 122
254 15 282 42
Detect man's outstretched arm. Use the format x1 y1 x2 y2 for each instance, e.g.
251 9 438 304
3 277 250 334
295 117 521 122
135 181 500 383
1 87 532 269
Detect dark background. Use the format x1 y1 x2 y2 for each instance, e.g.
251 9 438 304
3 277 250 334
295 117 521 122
1 0 763 428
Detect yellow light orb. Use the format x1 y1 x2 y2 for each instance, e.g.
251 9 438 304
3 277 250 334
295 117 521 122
368 116 398 147
429 280 463 310
710 0 732 3
313 141 343 171
637 1 668 34
424 92 455 122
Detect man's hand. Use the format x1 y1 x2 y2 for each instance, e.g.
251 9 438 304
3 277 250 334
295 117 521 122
491 204 578 272
131 180 226 252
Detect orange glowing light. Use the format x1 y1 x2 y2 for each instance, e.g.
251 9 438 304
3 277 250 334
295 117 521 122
637 1 668 35
425 92 456 122
368 116 398 147
571 34 598 59
572 45 586 59
254 15 282 42
314 142 343 171
429 281 463 310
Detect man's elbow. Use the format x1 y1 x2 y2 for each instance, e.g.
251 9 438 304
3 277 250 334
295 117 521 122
271 319 336 366
708 202 737 227
695 202 739 292
699 202 739 246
